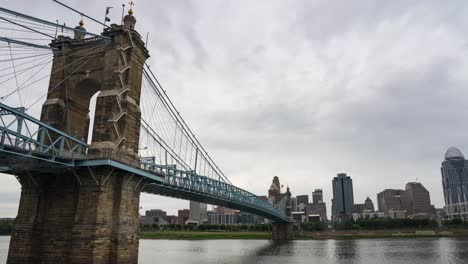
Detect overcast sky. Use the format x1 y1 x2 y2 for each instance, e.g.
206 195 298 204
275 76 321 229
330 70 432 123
1 0 468 218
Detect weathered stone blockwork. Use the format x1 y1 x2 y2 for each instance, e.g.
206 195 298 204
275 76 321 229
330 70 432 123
271 222 294 240
7 170 144 264
8 12 149 264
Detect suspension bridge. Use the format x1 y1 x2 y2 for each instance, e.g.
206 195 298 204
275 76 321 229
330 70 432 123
0 3 293 263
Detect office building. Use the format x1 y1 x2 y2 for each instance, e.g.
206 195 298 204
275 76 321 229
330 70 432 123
364 197 375 212
291 197 298 212
213 206 236 215
378 182 434 218
332 173 354 222
353 197 375 214
145 209 167 220
388 208 407 219
377 189 411 216
208 211 239 225
353 204 365 214
177 209 190 225
312 189 323 204
188 201 208 225
239 211 264 225
296 195 309 205
305 202 327 222
405 182 433 217
352 197 375 220
441 147 468 220
166 215 178 225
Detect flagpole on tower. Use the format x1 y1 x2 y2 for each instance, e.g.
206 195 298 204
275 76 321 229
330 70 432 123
103 6 113 30
121 4 125 24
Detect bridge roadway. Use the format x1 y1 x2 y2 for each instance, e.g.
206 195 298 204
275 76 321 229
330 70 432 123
0 102 288 223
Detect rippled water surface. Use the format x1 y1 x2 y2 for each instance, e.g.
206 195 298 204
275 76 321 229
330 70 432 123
1 236 468 263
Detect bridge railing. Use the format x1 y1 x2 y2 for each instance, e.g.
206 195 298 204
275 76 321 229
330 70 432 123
0 102 88 161
140 160 286 220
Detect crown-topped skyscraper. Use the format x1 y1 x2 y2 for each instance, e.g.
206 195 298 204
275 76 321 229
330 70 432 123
441 147 468 220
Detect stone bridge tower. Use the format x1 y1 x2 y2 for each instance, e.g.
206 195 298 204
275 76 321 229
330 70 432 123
267 176 294 240
7 9 149 264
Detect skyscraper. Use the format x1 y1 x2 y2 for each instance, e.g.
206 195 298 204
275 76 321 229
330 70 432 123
405 182 433 216
441 147 468 220
268 176 281 204
145 209 167 220
364 197 374 212
332 173 354 222
377 189 411 217
296 195 309 205
188 201 208 225
377 183 434 218
177 209 190 225
312 189 323 204
305 202 327 222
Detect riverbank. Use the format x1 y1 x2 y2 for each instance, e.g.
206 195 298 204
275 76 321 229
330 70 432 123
140 229 468 240
140 231 270 240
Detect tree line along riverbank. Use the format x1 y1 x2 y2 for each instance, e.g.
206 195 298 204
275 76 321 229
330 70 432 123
2 218 468 240
139 228 468 240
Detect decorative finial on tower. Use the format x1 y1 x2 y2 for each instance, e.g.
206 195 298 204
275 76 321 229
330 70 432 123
79 14 84 26
128 1 135 15
123 1 137 30
74 15 86 40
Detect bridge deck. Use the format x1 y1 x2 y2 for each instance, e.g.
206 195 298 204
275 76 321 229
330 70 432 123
0 103 288 222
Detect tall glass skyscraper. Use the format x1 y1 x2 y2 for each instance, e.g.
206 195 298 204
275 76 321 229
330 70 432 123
441 147 468 220
332 173 354 222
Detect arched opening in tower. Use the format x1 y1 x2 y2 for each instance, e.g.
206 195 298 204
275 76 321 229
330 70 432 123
87 90 101 144
67 78 101 143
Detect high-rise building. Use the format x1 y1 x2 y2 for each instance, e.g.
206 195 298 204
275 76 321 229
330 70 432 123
305 202 327 222
378 183 434 218
239 211 264 225
313 189 323 204
353 204 365 214
405 182 433 217
208 212 239 225
296 195 309 205
441 147 468 220
377 189 411 217
166 215 179 225
145 209 167 220
188 201 208 225
364 197 374 212
268 176 281 204
213 206 235 215
291 197 298 212
332 173 354 222
352 197 382 221
177 209 190 225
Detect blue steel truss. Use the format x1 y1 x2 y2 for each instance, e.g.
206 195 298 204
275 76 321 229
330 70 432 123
0 102 88 166
0 102 289 222
139 161 286 221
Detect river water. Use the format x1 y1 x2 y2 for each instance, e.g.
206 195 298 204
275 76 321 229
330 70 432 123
1 236 468 263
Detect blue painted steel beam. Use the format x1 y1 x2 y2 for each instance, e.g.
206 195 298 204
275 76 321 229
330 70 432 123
0 102 88 146
0 102 287 222
76 159 165 183
143 183 287 222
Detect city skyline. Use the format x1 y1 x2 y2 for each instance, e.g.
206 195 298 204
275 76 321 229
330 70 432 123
1 0 468 218
138 170 438 221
